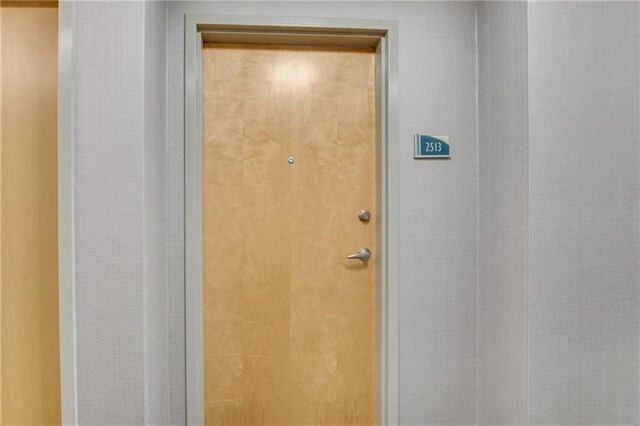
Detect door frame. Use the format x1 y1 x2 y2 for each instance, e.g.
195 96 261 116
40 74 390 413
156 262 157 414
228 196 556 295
184 14 399 425
57 1 78 424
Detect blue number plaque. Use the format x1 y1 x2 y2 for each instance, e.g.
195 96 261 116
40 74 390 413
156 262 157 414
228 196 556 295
414 134 450 159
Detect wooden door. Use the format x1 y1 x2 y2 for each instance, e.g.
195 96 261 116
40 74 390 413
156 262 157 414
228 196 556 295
0 1 60 424
202 43 376 425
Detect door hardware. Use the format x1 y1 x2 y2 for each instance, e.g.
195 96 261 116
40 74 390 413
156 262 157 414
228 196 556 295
347 247 371 262
358 209 371 223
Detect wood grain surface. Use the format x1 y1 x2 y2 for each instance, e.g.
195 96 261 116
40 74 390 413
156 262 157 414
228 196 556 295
202 43 376 425
0 2 60 424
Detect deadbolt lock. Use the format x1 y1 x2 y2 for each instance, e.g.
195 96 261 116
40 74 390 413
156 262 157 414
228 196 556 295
358 209 371 223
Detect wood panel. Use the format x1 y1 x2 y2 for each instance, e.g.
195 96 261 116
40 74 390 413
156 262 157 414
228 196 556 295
0 2 60 424
202 43 376 425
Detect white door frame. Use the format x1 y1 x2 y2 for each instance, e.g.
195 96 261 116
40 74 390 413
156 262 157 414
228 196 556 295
184 14 399 425
58 1 78 424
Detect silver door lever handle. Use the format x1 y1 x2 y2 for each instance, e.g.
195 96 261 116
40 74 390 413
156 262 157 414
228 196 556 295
347 247 371 262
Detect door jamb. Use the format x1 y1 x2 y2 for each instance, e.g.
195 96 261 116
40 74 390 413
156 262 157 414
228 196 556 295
58 1 78 424
184 14 399 425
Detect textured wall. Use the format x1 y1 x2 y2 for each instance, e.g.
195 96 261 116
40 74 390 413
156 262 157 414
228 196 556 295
166 2 479 424
75 1 146 423
72 2 640 424
477 2 529 424
527 2 640 423
75 1 168 423
143 1 169 424
478 2 640 424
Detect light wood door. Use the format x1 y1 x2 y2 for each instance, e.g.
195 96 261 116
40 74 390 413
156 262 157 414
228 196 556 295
0 1 60 424
202 43 376 425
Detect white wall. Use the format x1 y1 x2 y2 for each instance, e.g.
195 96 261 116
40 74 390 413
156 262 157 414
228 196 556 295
71 1 640 424
143 1 170 424
527 2 639 423
75 2 145 422
164 2 479 424
478 2 640 424
73 2 480 424
74 1 168 423
477 2 529 424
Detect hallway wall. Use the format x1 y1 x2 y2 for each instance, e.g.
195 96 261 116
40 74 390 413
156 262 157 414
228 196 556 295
69 1 640 424
478 2 640 424
477 2 529 424
75 1 145 422
143 1 170 424
527 2 639 422
74 1 168 423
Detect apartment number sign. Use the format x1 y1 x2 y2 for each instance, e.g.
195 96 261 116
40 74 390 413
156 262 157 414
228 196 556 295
414 134 450 159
